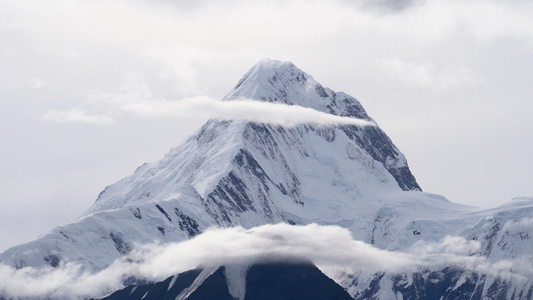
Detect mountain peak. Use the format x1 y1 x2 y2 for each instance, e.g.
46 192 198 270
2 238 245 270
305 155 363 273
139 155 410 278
224 59 371 120
224 58 309 102
248 58 297 75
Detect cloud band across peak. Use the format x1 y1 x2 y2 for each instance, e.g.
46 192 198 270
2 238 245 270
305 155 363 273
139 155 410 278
41 97 375 127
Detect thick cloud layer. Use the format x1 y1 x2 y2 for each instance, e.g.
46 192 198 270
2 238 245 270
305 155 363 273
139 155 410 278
0 223 530 299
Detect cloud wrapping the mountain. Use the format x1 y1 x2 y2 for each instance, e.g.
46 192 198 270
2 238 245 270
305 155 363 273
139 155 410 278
133 223 411 279
0 223 530 299
41 97 375 127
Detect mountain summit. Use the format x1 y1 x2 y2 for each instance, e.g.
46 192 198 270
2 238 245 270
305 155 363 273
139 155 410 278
225 59 377 124
227 59 421 190
87 58 420 216
224 58 370 117
225 58 421 190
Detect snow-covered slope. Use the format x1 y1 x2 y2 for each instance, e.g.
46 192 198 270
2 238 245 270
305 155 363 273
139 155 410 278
342 196 533 300
1 59 532 300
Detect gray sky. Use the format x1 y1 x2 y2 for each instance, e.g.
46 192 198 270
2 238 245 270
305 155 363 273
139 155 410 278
1 0 532 252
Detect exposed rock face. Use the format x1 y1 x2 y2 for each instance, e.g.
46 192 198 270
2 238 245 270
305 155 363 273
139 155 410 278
98 262 353 300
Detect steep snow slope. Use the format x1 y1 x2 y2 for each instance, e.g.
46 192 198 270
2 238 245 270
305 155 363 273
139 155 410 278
340 196 533 299
224 59 420 192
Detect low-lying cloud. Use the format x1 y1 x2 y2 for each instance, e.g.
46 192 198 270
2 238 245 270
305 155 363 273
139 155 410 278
41 97 375 127
0 223 530 299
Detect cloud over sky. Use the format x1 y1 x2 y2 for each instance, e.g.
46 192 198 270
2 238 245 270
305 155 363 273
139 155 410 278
377 58 484 91
0 223 528 299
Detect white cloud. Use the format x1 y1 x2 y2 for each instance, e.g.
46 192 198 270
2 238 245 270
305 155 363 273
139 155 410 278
502 216 533 233
355 0 426 13
28 77 51 89
0 223 531 299
42 96 375 127
132 223 412 279
455 0 533 42
211 99 374 127
377 58 484 91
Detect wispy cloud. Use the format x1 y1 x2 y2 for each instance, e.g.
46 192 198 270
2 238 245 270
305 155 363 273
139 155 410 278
0 223 530 299
41 109 115 125
355 0 426 14
123 97 375 127
41 97 375 127
377 57 484 91
28 77 51 89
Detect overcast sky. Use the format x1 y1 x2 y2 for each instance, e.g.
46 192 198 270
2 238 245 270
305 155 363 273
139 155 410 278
1 0 532 252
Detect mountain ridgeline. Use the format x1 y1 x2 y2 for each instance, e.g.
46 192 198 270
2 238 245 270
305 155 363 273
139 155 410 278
1 59 533 300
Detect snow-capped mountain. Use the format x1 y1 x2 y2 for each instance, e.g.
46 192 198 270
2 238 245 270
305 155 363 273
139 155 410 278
1 59 532 300
0 59 420 272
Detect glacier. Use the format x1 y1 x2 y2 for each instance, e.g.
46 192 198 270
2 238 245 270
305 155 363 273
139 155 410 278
1 59 532 300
